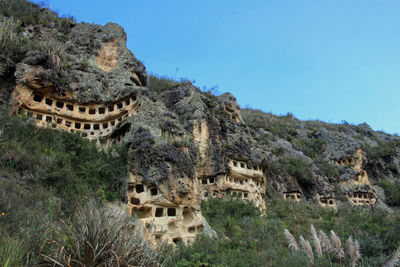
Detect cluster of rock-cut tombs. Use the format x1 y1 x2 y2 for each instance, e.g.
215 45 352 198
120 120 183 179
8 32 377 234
10 86 379 244
13 85 138 144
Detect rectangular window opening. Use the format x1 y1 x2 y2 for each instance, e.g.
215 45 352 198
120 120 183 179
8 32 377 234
136 184 144 193
33 94 43 102
102 123 108 129
36 114 43 120
150 188 158 196
93 124 99 130
155 208 163 217
45 98 53 106
79 107 86 113
167 208 176 216
117 102 123 109
66 104 73 111
45 116 52 122
75 122 81 129
84 124 91 130
108 106 114 112
89 108 96 115
98 107 105 114
56 101 64 108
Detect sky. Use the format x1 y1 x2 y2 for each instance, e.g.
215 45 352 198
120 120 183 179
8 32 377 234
47 0 400 134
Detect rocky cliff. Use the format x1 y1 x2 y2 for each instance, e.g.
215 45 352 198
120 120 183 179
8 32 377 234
1 4 400 245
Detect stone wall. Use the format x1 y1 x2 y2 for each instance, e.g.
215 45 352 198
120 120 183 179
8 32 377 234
12 85 139 141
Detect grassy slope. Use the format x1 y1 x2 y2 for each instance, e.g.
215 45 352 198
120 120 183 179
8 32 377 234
0 108 128 265
166 198 400 267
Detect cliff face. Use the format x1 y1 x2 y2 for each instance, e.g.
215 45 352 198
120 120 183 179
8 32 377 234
2 10 400 245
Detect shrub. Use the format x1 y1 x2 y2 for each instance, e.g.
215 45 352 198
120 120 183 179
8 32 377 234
292 138 326 159
0 16 29 75
148 74 181 95
0 107 128 206
377 180 400 206
44 201 159 266
0 0 75 33
267 158 315 186
0 233 26 267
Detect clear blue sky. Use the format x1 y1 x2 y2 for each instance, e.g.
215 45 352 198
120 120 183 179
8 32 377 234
47 0 400 134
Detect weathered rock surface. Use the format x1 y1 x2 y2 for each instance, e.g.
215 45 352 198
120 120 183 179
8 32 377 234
1 9 400 245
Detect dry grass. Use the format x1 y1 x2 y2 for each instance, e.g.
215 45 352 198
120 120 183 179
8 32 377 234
44 201 159 267
284 225 361 266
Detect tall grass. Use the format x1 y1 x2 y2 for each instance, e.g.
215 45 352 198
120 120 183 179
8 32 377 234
44 201 159 266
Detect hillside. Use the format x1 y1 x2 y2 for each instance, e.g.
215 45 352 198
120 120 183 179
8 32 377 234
0 1 399 266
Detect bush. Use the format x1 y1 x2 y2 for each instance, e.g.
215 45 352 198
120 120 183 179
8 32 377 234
168 198 400 266
377 180 400 206
365 141 398 161
44 201 159 266
292 138 326 159
148 74 182 95
0 107 128 206
267 158 315 186
0 16 30 75
0 233 26 267
0 0 75 33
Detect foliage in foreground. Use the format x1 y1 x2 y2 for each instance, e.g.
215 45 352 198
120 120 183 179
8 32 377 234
44 201 159 267
284 225 361 266
166 198 400 267
0 108 129 264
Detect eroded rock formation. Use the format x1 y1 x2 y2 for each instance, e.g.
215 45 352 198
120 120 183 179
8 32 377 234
2 13 400 246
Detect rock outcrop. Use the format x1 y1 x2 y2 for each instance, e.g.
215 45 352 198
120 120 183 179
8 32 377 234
2 7 400 245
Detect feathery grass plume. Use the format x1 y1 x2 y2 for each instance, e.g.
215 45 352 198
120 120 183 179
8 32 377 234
305 239 315 266
44 201 159 266
310 224 322 258
345 236 353 258
350 239 361 267
319 229 334 254
284 229 299 251
330 230 345 259
382 247 400 267
299 235 314 265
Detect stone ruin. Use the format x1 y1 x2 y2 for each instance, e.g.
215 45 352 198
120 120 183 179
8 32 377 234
283 191 302 202
199 158 267 211
12 85 140 143
336 148 378 206
348 190 377 206
318 195 337 209
126 172 204 245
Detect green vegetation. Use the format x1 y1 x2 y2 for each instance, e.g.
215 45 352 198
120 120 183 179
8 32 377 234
242 108 300 141
167 198 400 267
0 109 128 204
0 16 31 75
292 138 326 160
0 0 75 33
148 74 184 95
377 180 400 206
0 107 137 265
0 0 74 76
267 158 315 186
44 201 158 266
364 140 399 161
